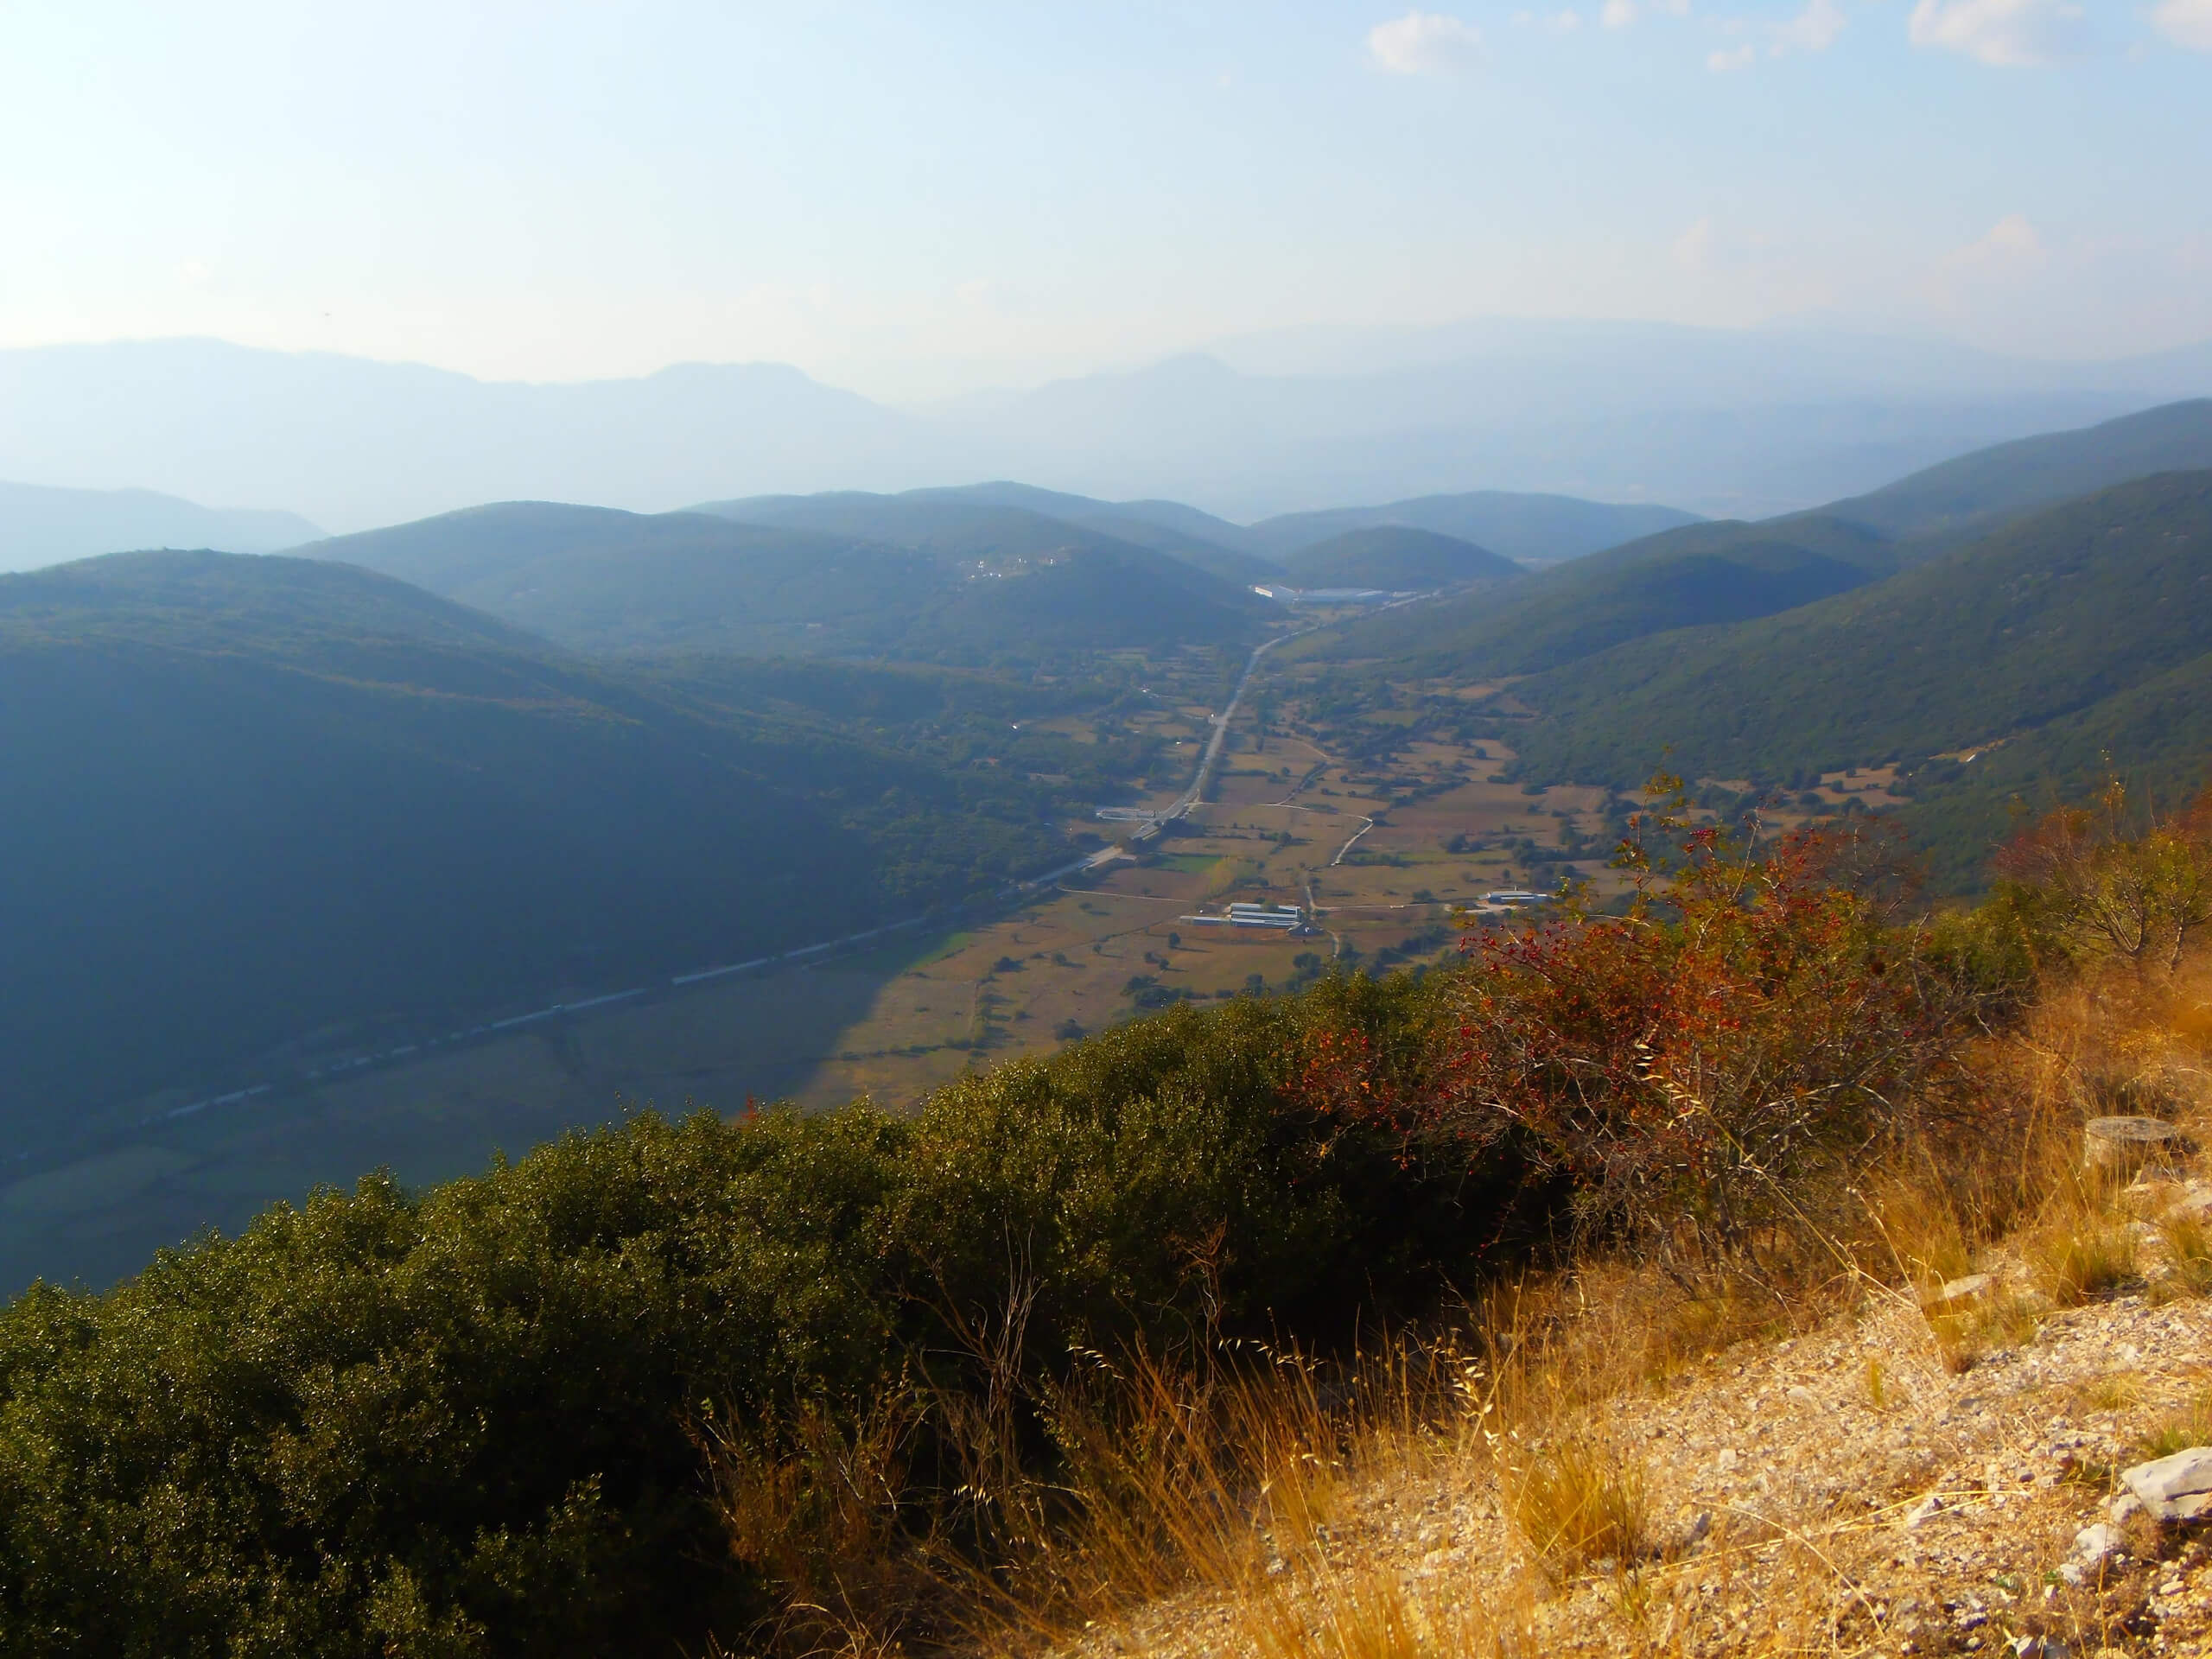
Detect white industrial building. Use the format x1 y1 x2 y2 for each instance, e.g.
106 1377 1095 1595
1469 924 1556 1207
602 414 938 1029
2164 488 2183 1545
1181 902 1306 930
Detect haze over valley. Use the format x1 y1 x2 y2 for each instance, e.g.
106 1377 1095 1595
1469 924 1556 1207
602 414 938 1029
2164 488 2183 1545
6 7 2212 1650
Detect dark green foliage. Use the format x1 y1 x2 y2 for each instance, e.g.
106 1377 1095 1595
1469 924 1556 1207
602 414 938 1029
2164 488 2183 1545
1243 491 1700 564
308 503 941 656
1824 398 2212 544
1305 514 1886 677
704 484 1284 587
636 655 1162 800
1895 652 2212 889
313 500 1278 662
1276 526 1521 591
0 978 1497 1656
912 541 1278 658
1508 471 2212 798
0 552 1071 1141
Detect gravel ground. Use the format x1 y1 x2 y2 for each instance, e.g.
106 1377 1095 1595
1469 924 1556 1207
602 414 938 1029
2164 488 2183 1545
1096 1184 2212 1659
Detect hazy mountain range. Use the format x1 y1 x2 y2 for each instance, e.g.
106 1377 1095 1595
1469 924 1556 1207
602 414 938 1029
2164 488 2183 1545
9 394 2212 1287
1 321 2206 540
0 479 321 574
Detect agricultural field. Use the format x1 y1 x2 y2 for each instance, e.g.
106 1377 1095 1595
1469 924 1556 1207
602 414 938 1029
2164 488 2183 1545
1 647 1650 1293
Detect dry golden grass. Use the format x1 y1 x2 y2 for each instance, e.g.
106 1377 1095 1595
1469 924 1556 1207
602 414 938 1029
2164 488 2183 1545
2028 1214 2140 1305
695 934 2212 1659
2160 1210 2212 1297
1245 1567 1519 1659
1500 1433 1649 1578
2133 1391 2212 1462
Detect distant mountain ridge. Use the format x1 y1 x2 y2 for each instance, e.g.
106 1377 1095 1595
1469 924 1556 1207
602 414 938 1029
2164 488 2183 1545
0 478 321 574
2 326 2202 531
1311 400 2212 681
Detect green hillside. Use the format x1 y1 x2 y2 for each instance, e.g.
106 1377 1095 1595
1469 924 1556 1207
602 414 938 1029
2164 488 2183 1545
889 482 1282 584
1303 513 1885 676
1826 398 2212 543
1507 470 2212 826
309 502 1277 660
1300 402 2212 686
694 489 1280 586
1276 525 1521 590
304 504 937 655
913 540 1279 655
1245 490 1701 563
0 552 1075 1173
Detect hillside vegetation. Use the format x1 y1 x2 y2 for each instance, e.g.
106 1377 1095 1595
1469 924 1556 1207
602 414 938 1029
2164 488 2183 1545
1242 489 1702 563
1306 513 1886 677
1824 397 2212 543
0 976 1489 1656
1307 400 2212 685
1510 470 2212 792
1276 525 1521 590
710 483 1285 588
10 786 2192 1656
0 552 1078 1142
311 501 1280 661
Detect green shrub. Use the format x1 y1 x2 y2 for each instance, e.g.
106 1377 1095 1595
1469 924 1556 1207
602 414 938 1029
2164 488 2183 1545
0 976 1502 1656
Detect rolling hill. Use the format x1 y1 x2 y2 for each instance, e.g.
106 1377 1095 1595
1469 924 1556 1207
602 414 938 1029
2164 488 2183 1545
303 504 939 655
911 540 1280 653
692 487 1281 587
0 478 321 573
1275 526 1522 590
1825 398 2212 545
0 551 1074 1149
1243 490 1701 564
1305 400 2212 684
1304 514 1888 677
1502 470 2212 878
879 482 1280 584
306 501 1281 659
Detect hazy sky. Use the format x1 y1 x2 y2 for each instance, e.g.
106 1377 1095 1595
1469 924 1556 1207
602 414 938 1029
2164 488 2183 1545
3 1 2207 399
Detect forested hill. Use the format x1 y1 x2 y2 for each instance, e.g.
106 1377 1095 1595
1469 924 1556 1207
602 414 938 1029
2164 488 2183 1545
0 551 1074 1141
1277 525 1522 590
697 485 1283 587
1299 398 2212 685
1301 512 1886 677
306 500 1280 660
1504 470 2212 880
1241 490 1701 563
1823 397 2212 543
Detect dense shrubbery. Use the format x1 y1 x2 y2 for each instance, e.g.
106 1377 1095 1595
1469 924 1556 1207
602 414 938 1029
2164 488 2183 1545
7 794 2117 1653
0 982 1496 1656
1383 802 1981 1257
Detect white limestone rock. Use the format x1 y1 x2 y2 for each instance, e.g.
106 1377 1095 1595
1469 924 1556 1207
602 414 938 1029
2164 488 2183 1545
2119 1446 2212 1522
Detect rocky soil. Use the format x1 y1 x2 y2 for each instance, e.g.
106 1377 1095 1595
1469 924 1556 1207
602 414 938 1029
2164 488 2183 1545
1099 1178 2212 1658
